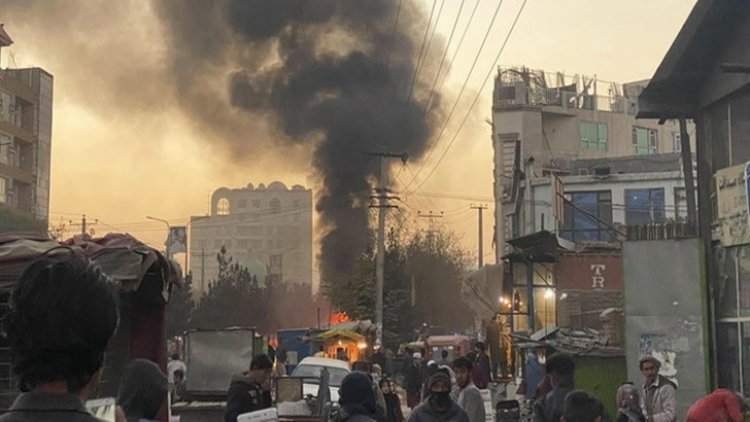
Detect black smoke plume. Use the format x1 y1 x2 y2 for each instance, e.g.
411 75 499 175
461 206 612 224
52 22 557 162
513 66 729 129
154 1 444 287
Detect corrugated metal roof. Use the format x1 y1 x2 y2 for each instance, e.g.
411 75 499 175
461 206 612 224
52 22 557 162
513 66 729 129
638 0 750 119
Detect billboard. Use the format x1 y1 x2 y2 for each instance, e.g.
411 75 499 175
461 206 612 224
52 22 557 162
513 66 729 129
168 226 187 255
555 252 622 290
714 163 750 246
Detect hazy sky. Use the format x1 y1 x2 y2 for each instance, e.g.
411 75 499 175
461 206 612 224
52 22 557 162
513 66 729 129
0 0 696 274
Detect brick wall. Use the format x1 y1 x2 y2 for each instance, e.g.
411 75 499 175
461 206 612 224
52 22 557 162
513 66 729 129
557 289 624 346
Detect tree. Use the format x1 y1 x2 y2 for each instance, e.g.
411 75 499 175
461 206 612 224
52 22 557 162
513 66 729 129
166 272 196 338
191 246 270 332
323 226 473 350
406 229 473 333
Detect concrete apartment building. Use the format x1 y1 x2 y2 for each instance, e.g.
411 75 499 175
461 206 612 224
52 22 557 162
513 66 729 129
0 25 53 225
492 67 695 257
190 181 313 295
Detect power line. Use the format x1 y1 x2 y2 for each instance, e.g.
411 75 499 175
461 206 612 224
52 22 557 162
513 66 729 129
423 0 467 115
410 0 529 193
436 0 482 97
405 0 438 105
403 0 505 190
411 0 446 106
389 0 403 59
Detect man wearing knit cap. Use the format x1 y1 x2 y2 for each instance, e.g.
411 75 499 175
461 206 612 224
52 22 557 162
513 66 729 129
408 371 469 422
338 372 378 422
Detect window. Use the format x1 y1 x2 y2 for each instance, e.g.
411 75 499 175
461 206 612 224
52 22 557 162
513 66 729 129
216 198 230 215
238 199 247 209
270 198 281 213
580 122 608 151
0 177 6 205
672 132 682 152
675 187 688 220
561 191 613 241
633 127 658 155
252 199 261 208
293 199 301 208
625 188 665 225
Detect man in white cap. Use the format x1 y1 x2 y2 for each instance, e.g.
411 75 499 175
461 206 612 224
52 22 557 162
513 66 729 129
405 351 425 409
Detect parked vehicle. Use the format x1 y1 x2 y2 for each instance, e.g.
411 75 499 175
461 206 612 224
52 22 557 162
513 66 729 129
291 357 351 402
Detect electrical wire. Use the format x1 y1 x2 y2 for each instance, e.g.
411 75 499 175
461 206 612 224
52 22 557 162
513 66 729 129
403 0 505 190
405 0 438 105
409 0 529 193
423 0 467 115
435 0 482 98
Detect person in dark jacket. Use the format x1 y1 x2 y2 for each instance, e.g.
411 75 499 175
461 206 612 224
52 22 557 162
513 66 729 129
339 372 379 422
561 390 605 422
0 255 119 422
225 355 273 422
408 372 469 422
474 342 492 384
380 378 404 422
117 359 168 422
352 360 386 421
532 353 576 422
405 352 425 409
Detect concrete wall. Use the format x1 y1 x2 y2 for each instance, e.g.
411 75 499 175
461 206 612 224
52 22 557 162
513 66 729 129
492 106 695 175
541 110 688 160
623 239 707 419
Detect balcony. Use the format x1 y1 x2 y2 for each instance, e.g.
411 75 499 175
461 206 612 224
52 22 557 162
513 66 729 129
0 71 35 103
0 162 33 184
0 120 34 144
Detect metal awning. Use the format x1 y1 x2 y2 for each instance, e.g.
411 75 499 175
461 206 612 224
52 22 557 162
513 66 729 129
503 230 574 262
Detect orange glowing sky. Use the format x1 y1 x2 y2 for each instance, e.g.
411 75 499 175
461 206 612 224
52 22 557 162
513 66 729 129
0 0 696 282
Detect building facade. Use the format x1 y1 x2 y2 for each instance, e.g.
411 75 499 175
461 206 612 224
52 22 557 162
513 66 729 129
492 67 694 259
503 153 693 336
0 25 53 226
190 182 313 295
637 0 750 395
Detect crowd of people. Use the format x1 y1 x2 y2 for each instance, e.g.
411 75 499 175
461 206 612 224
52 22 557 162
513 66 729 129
2 253 749 422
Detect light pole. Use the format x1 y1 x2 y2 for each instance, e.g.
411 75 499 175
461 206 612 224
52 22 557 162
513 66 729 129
186 216 209 274
146 216 171 257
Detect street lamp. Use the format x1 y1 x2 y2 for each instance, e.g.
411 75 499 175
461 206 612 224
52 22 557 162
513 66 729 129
146 216 171 256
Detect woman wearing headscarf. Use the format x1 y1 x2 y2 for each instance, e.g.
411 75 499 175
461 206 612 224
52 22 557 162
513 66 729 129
338 372 379 422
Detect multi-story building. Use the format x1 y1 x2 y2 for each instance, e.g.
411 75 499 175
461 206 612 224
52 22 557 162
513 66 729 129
519 153 694 242
0 25 53 226
190 182 313 295
491 67 694 258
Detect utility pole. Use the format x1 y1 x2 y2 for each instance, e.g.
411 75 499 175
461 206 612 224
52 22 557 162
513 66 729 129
200 248 206 294
69 214 98 236
471 204 488 267
368 150 408 347
418 211 444 237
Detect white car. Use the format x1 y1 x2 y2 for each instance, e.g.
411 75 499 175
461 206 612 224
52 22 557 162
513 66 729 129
290 357 350 403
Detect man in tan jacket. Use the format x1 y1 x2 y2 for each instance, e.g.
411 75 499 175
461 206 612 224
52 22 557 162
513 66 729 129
639 356 677 422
